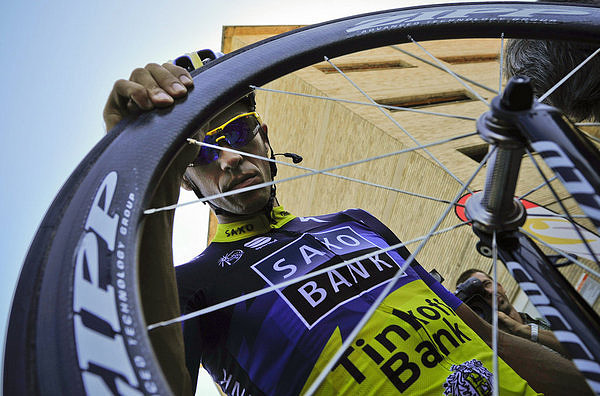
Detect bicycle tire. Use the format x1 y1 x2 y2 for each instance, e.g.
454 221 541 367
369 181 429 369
5 2 600 395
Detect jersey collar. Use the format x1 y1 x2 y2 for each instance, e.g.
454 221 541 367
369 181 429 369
212 206 296 242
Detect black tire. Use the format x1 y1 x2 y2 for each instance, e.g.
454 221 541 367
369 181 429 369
5 2 600 395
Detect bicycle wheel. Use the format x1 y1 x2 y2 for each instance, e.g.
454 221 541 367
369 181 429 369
5 2 600 395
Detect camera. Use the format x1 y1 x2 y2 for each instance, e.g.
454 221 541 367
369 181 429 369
455 277 492 323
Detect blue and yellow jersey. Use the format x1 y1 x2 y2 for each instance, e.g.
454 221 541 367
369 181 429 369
176 207 538 395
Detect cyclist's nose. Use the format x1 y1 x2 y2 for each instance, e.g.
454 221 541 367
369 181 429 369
218 147 243 171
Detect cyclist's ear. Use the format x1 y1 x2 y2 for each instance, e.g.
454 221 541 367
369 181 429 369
181 172 196 192
181 170 206 200
259 123 269 140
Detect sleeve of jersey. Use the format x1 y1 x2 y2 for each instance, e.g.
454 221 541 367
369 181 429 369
411 263 463 310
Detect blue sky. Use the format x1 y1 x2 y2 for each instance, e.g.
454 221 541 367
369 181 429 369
0 0 470 391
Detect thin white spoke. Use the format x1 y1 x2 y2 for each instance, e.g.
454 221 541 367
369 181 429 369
539 47 600 103
408 35 490 106
525 148 599 265
519 176 592 218
498 33 505 94
578 129 600 144
520 227 600 279
390 45 497 94
147 221 470 331
518 176 558 200
543 194 577 210
527 212 588 220
520 175 588 220
144 132 476 214
303 147 495 396
325 56 474 195
491 230 500 396
251 85 476 121
194 141 467 206
202 138 473 205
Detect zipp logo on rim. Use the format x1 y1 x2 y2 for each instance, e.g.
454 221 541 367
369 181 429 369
72 171 147 394
345 6 590 33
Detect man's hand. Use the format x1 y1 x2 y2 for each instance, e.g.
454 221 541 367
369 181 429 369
457 304 592 395
103 63 194 131
497 311 528 336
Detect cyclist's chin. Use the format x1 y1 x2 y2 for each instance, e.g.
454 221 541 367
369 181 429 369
219 188 272 215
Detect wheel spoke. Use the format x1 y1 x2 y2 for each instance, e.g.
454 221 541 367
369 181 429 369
390 45 498 94
491 230 500 396
498 33 505 94
577 128 600 144
520 227 600 279
527 212 588 220
538 47 600 103
145 132 476 214
324 55 474 195
408 35 491 106
251 85 477 121
518 176 558 200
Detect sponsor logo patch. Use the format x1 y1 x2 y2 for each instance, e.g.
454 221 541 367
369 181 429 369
244 236 277 250
299 282 505 395
225 223 254 238
252 226 406 328
444 359 493 396
218 249 244 267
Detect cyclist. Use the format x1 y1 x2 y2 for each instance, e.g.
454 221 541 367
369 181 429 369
456 269 566 356
103 57 592 395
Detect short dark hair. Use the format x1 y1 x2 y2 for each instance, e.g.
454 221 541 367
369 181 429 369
505 0 600 122
456 268 488 289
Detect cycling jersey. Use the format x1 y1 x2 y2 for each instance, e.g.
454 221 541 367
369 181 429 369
176 207 538 396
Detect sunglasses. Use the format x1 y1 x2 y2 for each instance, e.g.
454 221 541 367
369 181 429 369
189 112 263 166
